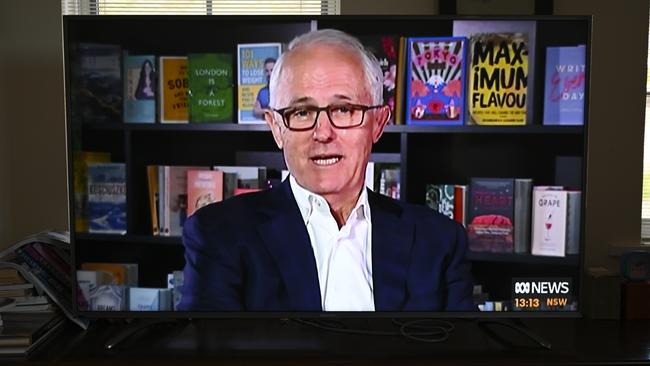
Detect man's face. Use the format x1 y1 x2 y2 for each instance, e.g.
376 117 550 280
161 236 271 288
265 44 389 199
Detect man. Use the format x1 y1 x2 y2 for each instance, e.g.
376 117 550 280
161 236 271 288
178 29 474 312
252 57 276 119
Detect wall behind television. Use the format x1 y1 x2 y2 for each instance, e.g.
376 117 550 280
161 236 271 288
0 0 647 277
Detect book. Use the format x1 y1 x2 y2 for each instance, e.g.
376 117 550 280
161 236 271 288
0 231 89 330
88 285 126 311
531 187 568 257
73 151 111 233
425 184 456 220
79 262 138 286
237 43 282 123
158 166 167 235
70 43 122 124
87 163 126 234
358 35 399 124
213 166 267 189
565 190 582 255
146 165 159 235
514 178 533 254
159 56 189 123
123 54 156 123
187 170 224 217
188 53 233 123
394 37 407 125
76 270 113 310
406 37 466 125
378 168 400 200
467 178 515 253
453 21 536 125
128 288 172 311
163 166 208 236
542 45 586 125
454 185 468 226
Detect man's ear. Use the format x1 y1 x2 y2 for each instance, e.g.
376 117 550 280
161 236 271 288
265 109 284 149
372 105 391 143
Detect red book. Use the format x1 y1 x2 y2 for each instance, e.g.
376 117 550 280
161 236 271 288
187 170 223 217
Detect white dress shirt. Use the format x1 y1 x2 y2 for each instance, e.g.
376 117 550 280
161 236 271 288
289 175 374 311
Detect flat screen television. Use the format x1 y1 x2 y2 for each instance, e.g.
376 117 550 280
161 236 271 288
63 15 590 320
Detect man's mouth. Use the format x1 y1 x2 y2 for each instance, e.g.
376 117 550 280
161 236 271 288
311 155 343 166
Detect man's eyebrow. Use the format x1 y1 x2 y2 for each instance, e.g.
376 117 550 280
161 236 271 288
288 97 315 105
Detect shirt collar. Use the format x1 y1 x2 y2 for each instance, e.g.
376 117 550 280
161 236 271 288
289 175 370 225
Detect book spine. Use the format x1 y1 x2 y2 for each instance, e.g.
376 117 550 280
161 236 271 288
21 246 70 287
31 244 71 281
514 179 533 254
565 191 582 255
15 250 71 308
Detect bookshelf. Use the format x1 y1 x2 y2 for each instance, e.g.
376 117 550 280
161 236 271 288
65 15 589 304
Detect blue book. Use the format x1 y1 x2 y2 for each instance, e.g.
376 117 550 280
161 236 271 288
406 37 467 125
87 163 126 234
123 54 156 123
72 43 122 124
543 45 586 125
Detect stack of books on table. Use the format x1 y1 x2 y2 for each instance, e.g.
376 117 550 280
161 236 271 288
0 231 89 355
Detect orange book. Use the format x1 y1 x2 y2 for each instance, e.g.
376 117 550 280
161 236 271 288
159 56 189 123
187 170 224 217
80 263 138 286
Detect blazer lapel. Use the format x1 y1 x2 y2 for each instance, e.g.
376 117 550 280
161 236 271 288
257 180 322 311
369 190 414 311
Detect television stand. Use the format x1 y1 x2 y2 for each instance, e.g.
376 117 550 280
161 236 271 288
476 318 553 350
104 318 185 350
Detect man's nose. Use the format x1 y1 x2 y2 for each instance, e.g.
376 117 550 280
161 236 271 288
312 110 335 142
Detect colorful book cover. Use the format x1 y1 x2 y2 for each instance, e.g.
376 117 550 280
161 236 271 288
159 56 189 123
359 36 399 124
71 43 122 124
123 54 156 123
406 37 466 125
86 163 126 234
425 184 455 220
237 43 281 123
73 151 110 233
468 178 515 253
453 21 536 125
188 53 233 123
531 187 568 257
187 170 224 217
542 45 586 125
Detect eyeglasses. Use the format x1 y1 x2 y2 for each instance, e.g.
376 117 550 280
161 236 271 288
272 103 385 132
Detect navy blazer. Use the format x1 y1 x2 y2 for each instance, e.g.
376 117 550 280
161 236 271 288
178 179 475 312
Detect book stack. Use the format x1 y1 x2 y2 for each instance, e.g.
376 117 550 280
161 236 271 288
0 231 90 355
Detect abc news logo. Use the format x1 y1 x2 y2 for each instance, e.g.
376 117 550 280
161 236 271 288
513 279 571 295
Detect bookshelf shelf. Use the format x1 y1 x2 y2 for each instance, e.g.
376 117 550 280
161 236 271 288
467 252 580 266
75 233 182 246
81 123 583 135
